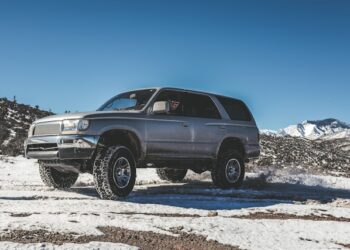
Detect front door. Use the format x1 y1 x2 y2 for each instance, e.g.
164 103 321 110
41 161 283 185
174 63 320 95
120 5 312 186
145 90 194 159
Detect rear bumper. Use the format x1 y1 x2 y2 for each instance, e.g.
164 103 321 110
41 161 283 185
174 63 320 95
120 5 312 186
244 144 260 159
25 135 99 160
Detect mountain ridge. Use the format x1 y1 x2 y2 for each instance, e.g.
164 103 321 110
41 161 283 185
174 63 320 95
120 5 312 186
261 118 350 140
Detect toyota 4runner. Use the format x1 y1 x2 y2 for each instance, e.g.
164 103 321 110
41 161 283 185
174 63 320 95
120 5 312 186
25 87 260 199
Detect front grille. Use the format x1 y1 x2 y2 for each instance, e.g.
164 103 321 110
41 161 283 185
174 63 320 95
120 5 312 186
33 123 61 136
27 143 58 152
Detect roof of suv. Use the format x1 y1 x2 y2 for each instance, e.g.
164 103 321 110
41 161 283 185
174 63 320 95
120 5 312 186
155 87 242 102
124 86 244 103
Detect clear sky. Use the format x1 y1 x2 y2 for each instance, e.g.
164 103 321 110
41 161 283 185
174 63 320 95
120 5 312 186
0 0 349 129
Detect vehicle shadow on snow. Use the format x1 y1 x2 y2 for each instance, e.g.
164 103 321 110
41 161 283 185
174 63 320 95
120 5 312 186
70 179 350 210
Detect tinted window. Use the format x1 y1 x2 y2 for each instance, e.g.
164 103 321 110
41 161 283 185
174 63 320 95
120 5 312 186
217 96 252 121
153 90 221 119
153 90 185 116
184 93 221 119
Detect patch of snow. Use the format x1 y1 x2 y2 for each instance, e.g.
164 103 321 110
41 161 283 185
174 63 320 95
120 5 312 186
322 130 350 140
186 217 350 250
1 129 16 146
249 170 350 190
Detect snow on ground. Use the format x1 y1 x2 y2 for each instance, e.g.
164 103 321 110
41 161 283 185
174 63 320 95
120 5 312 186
0 156 350 249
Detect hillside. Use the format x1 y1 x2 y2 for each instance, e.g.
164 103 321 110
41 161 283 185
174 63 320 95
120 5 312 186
254 118 350 177
249 134 350 177
0 98 53 156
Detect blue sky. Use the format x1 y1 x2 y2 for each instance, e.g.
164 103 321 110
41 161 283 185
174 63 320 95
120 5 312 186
0 0 349 129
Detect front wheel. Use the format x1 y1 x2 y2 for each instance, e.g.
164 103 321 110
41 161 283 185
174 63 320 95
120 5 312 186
39 163 79 188
93 145 136 199
211 149 245 189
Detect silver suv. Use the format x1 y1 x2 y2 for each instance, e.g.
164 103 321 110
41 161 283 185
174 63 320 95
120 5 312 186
25 87 260 199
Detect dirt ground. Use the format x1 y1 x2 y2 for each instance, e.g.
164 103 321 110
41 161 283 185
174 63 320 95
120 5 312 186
0 227 239 250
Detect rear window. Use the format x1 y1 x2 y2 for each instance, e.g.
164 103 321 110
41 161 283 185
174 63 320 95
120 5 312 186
183 93 221 119
217 96 252 121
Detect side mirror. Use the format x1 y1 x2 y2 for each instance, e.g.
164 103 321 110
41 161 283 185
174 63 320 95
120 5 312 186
152 101 170 114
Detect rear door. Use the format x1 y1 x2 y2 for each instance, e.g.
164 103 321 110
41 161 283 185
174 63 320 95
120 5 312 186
182 93 224 158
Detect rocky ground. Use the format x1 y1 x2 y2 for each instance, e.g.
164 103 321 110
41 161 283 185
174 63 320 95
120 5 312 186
0 227 237 250
249 134 350 177
0 156 349 249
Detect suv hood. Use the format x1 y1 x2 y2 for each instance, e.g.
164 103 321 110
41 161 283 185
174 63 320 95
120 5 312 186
34 110 142 124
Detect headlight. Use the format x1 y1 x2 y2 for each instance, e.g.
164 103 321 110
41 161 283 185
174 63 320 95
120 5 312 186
77 119 90 130
62 119 89 132
28 124 34 137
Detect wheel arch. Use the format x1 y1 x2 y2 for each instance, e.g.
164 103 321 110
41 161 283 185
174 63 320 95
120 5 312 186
97 128 143 160
216 137 246 158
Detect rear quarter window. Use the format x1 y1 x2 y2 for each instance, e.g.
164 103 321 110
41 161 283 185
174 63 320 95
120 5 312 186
184 93 221 119
217 96 252 121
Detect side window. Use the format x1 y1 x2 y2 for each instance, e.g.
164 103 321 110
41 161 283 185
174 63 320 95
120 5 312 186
217 96 252 121
184 93 221 119
153 90 184 116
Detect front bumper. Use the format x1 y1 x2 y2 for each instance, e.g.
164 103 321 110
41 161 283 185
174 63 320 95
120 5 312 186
25 135 99 160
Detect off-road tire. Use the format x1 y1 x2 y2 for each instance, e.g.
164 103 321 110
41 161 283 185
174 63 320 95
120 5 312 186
156 168 187 182
93 145 136 199
211 149 245 189
39 163 79 188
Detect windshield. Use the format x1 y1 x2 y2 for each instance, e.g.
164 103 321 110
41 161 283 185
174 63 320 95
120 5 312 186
98 89 156 111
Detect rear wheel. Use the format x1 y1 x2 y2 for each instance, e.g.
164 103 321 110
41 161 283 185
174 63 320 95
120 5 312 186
93 145 136 199
39 163 79 188
211 149 245 189
156 168 187 182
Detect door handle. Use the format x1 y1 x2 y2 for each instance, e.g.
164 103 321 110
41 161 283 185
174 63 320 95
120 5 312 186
183 122 189 127
219 125 226 129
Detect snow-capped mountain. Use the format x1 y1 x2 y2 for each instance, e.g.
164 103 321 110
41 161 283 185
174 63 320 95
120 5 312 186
262 119 350 140
259 129 278 136
279 118 350 139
